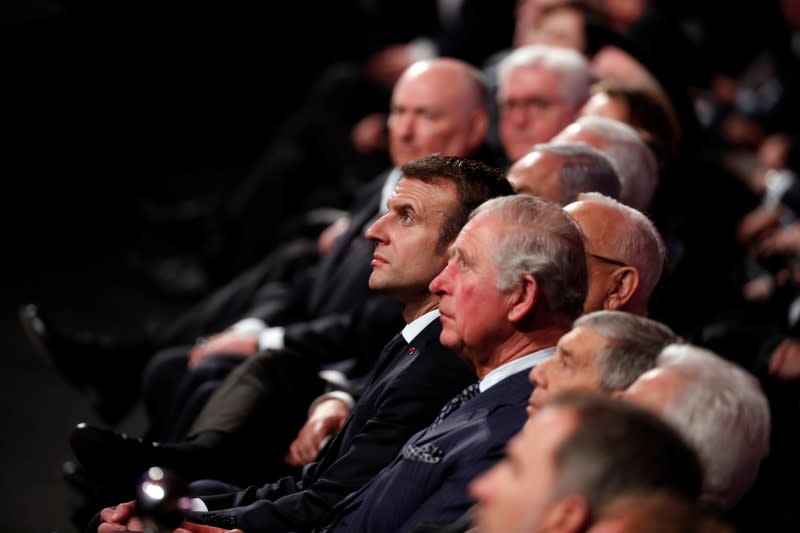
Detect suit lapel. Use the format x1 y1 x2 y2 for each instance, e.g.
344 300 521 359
367 320 443 387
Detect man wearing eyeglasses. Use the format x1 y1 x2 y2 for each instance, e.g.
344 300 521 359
565 192 666 316
494 44 591 166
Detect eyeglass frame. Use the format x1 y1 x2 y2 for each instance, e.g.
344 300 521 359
587 253 628 268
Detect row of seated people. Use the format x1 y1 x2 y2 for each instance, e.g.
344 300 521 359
19 3 800 531
50 157 799 532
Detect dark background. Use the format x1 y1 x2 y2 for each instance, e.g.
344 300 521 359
2 4 358 531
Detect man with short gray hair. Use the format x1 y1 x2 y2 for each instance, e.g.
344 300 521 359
507 142 621 204
528 310 679 415
495 44 591 164
553 115 659 213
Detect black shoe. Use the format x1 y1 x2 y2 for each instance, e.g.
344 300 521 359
70 423 166 483
19 304 150 424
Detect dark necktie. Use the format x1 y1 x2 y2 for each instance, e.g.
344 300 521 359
365 331 408 385
428 382 480 429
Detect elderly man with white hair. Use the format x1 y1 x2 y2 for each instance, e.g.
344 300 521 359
624 343 771 511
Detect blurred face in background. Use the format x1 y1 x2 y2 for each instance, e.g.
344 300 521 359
388 60 488 166
499 65 579 163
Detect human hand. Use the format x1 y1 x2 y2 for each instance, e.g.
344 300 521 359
769 338 800 381
364 44 414 86
317 216 351 256
98 501 144 532
285 398 351 466
736 205 784 245
189 332 258 369
351 112 388 153
721 113 764 147
754 222 800 257
758 133 792 171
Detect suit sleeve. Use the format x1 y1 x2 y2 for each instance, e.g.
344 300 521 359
282 295 404 367
187 345 475 533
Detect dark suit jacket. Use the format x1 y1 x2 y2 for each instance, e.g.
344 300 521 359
185 319 477 533
323 369 534 533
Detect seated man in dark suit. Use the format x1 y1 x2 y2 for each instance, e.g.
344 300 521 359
66 57 499 496
90 154 514 533
286 189 666 468
315 194 588 532
22 53 499 430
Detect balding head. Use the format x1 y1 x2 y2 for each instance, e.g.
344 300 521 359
565 192 665 315
507 142 621 205
389 58 489 166
553 116 658 212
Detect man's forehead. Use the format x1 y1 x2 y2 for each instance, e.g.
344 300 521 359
560 326 611 360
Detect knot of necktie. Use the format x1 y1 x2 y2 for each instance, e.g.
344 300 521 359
429 382 480 429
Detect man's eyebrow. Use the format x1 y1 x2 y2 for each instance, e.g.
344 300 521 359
559 345 573 361
387 196 418 214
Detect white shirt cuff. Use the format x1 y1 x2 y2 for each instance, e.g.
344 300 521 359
190 498 208 512
763 169 798 208
308 391 356 416
258 327 286 351
229 317 267 336
408 37 437 61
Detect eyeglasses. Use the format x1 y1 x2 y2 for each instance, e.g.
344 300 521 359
587 253 628 268
498 96 560 114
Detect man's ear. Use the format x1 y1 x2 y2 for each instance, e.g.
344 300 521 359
508 273 537 323
468 110 489 149
604 267 639 311
541 494 590 533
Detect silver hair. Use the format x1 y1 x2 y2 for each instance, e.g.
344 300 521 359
655 343 771 510
532 142 622 204
496 44 591 108
575 192 666 304
574 310 678 391
470 195 587 323
571 116 658 212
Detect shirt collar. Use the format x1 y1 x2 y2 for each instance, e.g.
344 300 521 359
401 309 441 343
479 346 556 393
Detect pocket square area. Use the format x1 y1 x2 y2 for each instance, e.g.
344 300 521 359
402 442 444 463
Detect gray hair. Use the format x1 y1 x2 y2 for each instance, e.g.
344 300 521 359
533 142 622 204
570 116 659 212
496 44 591 108
576 192 666 304
655 344 771 510
549 392 703 518
471 195 587 323
574 310 679 391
